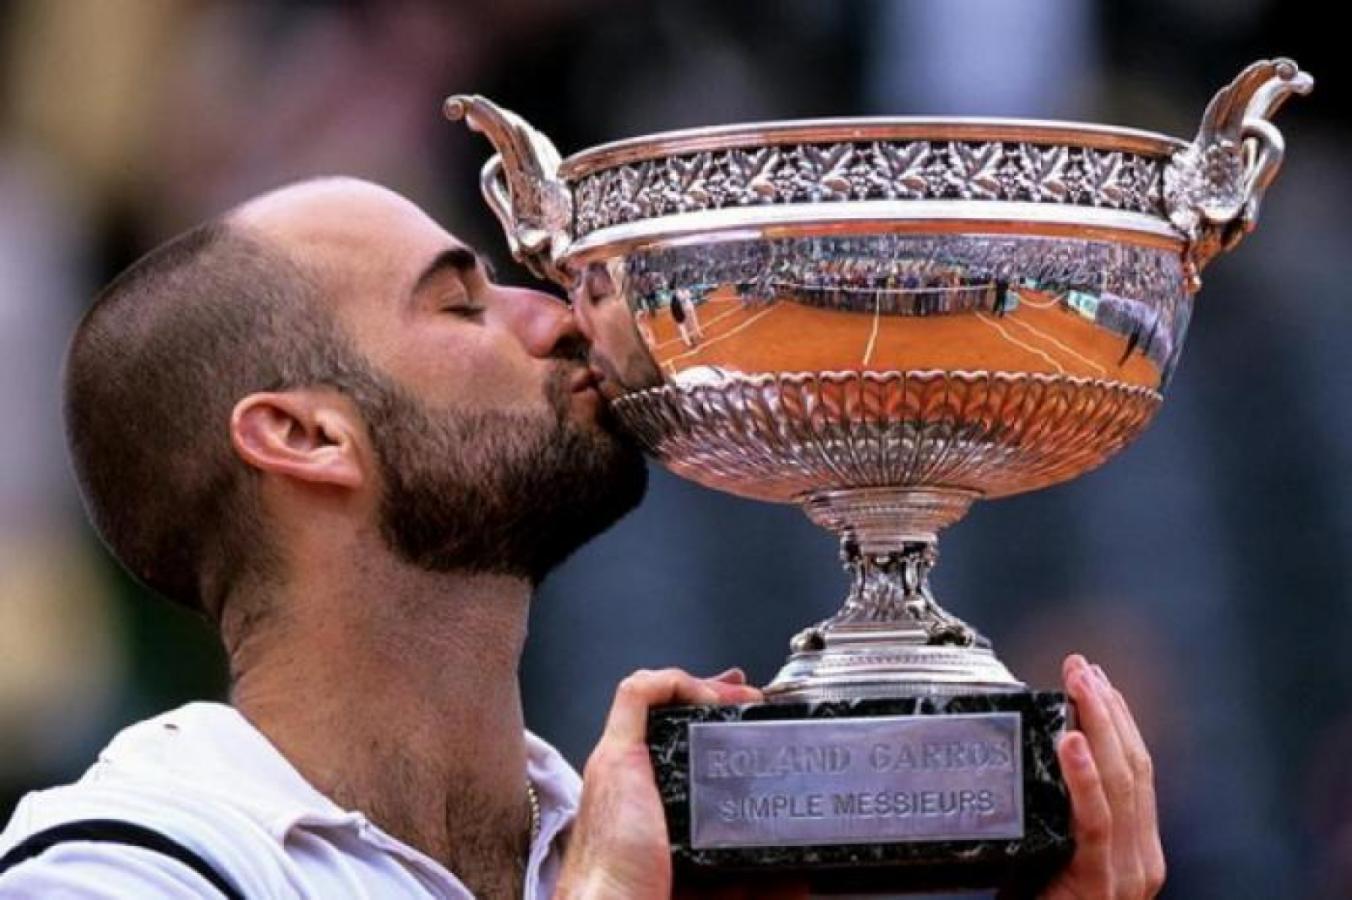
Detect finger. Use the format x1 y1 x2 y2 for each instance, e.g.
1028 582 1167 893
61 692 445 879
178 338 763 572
707 667 765 702
603 668 758 745
1096 676 1162 899
1067 661 1145 889
709 667 748 685
1057 730 1114 895
1094 667 1144 811
1096 666 1162 888
1062 652 1090 687
708 679 764 704
604 669 716 745
1068 663 1131 811
1104 680 1166 893
701 667 763 705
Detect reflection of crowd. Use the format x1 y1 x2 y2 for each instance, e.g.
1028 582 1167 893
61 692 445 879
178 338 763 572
778 260 1006 317
632 251 1016 319
1095 292 1171 370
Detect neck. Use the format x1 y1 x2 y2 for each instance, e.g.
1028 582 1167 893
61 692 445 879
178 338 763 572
226 551 534 899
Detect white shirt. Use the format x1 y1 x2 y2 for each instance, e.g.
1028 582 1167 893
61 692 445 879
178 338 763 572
0 702 581 898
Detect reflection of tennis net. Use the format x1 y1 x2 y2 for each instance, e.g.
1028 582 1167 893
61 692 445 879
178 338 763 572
772 280 1002 315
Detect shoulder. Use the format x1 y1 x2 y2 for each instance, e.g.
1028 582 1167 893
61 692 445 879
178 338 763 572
0 781 290 898
0 838 235 898
0 703 318 897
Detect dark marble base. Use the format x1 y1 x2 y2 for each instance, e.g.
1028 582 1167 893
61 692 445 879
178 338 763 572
648 692 1072 896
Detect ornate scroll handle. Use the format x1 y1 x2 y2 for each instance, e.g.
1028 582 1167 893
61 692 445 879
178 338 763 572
1165 58 1313 293
444 95 574 285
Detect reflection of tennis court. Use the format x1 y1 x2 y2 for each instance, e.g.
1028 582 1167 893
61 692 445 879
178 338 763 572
648 294 749 355
647 286 1160 387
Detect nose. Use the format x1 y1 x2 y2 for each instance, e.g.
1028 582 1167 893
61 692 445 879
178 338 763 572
497 284 588 361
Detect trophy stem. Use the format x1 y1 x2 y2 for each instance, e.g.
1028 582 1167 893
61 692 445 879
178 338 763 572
765 487 1024 702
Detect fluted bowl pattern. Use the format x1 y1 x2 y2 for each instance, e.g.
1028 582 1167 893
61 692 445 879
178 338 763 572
613 370 1162 504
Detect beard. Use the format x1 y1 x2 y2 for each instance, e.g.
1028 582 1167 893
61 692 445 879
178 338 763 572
358 363 648 584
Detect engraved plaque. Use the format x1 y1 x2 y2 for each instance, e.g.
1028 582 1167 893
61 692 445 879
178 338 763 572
689 713 1023 849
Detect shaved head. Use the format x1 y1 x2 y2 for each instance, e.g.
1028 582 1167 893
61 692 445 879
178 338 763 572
64 215 375 616
64 179 410 616
229 177 448 307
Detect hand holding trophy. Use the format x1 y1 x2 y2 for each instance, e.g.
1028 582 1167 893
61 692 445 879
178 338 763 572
449 59 1311 893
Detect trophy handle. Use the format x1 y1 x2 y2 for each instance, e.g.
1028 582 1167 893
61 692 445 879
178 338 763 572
444 94 574 285
1165 58 1313 292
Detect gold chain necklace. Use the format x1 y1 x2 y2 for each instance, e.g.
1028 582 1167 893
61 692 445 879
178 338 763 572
526 779 541 843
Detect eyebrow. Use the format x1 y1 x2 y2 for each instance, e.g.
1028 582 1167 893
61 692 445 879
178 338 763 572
410 246 497 296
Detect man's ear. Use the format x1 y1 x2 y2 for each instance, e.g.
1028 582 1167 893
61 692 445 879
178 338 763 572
230 390 365 489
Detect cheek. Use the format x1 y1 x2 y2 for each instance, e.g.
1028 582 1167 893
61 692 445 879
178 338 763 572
429 336 549 411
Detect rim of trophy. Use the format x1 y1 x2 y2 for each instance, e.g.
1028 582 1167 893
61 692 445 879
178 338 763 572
558 117 1189 179
561 205 1184 267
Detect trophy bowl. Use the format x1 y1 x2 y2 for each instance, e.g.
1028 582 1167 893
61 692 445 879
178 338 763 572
448 58 1310 891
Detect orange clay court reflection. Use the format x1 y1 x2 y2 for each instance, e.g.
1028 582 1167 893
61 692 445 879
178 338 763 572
630 278 1161 390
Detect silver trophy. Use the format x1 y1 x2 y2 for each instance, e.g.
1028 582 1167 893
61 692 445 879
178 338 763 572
448 59 1311 890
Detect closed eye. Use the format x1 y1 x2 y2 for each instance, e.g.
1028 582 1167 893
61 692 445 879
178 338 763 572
442 303 486 321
